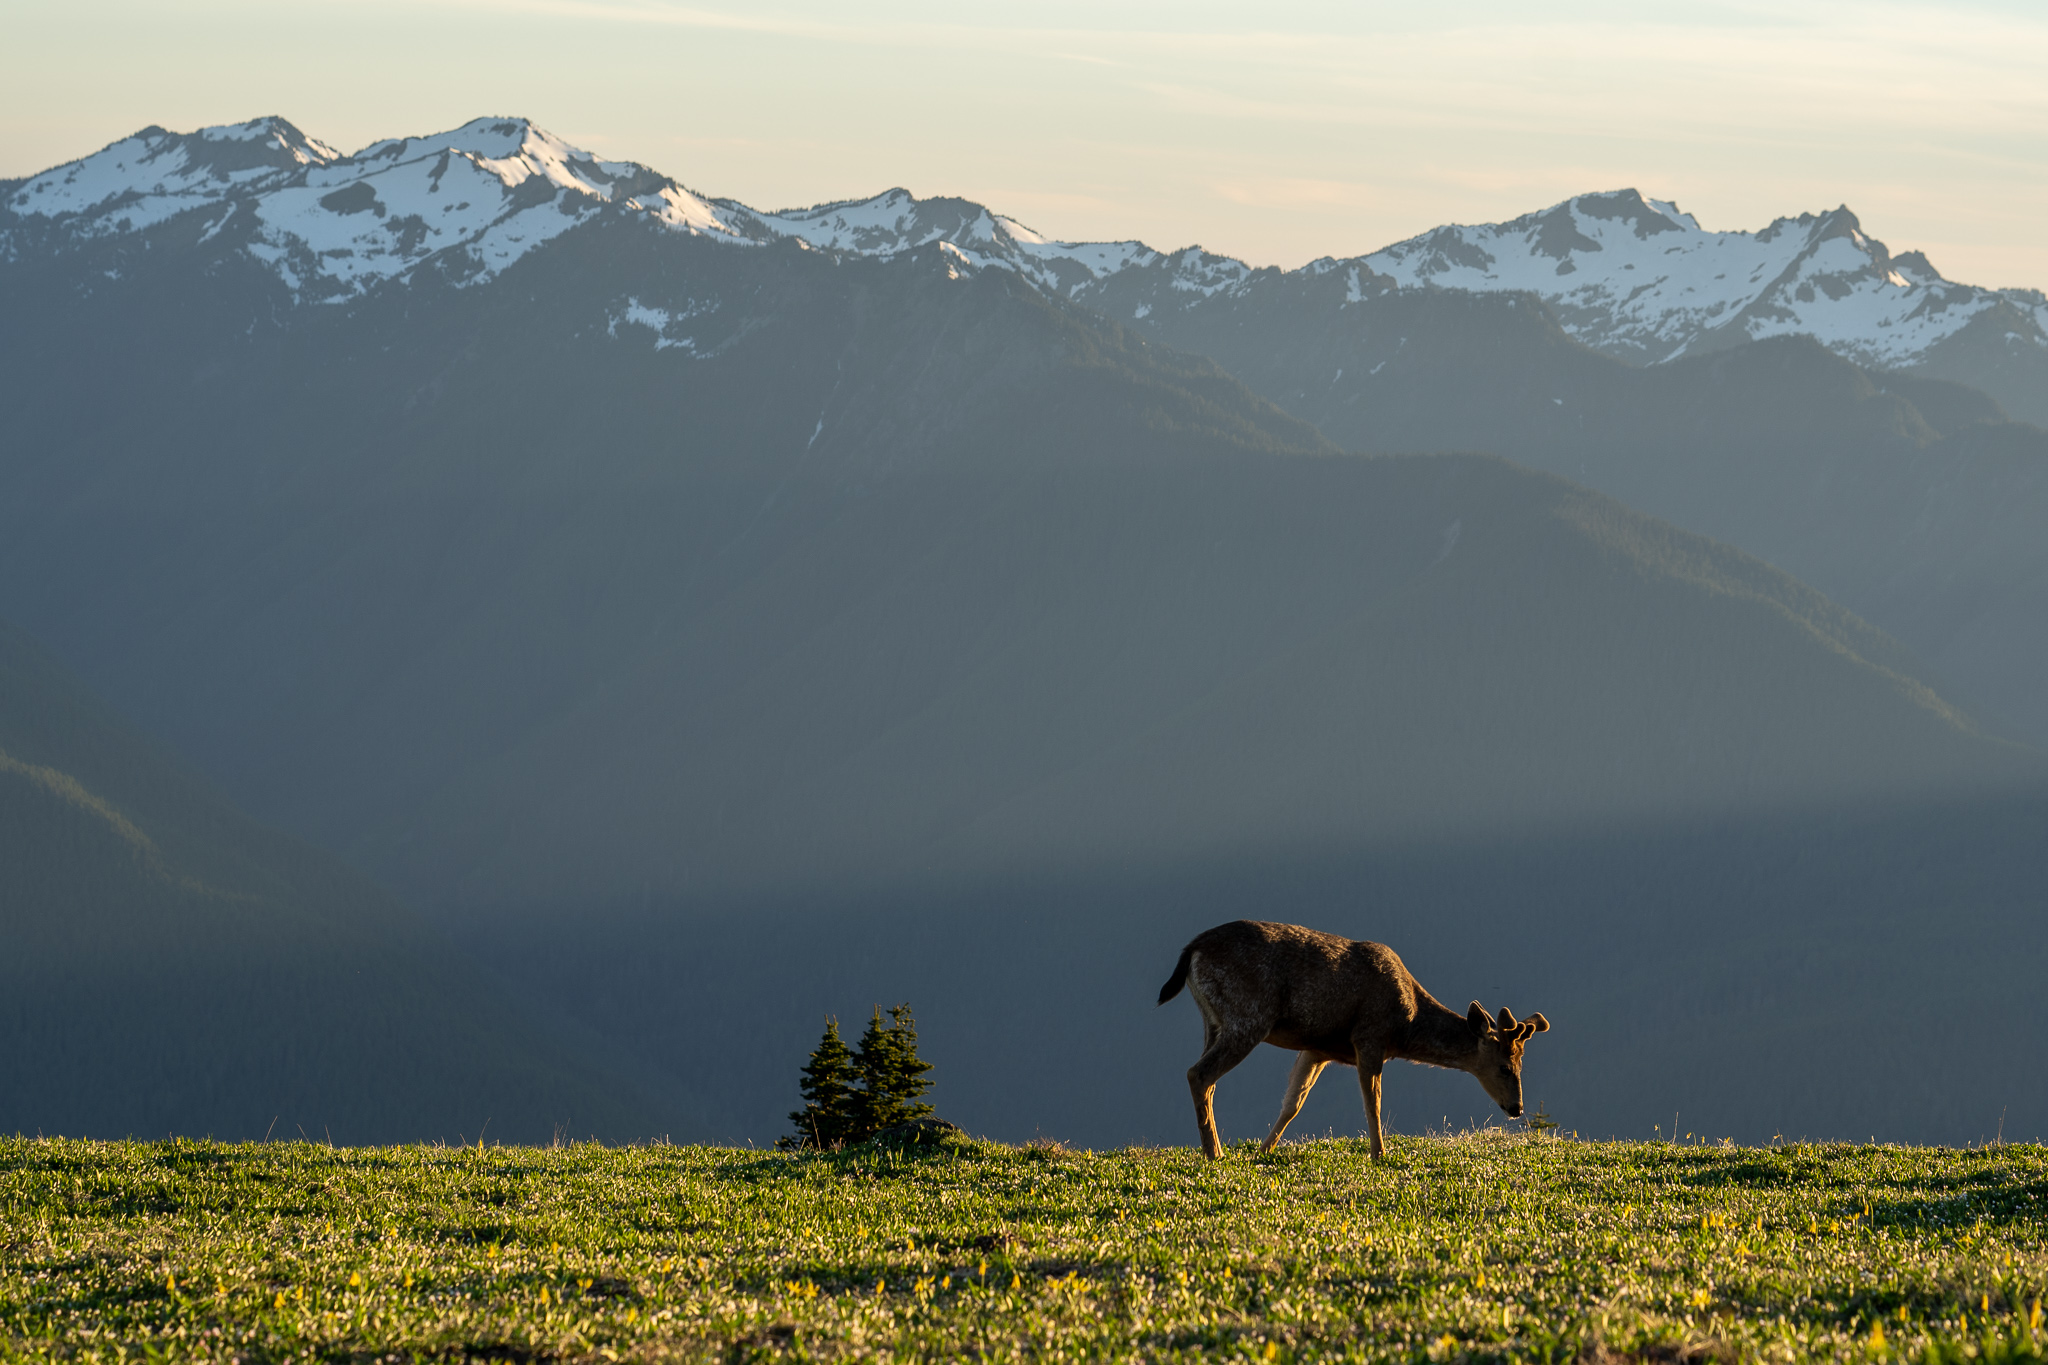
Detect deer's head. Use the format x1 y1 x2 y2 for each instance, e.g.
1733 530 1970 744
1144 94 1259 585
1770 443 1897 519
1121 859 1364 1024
1466 1002 1550 1118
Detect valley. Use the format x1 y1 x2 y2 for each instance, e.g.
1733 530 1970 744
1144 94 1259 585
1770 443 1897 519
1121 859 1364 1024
2 115 2045 1149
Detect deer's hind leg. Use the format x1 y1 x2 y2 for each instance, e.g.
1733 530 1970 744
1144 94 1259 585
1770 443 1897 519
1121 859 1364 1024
1187 1030 1261 1161
1261 1051 1328 1153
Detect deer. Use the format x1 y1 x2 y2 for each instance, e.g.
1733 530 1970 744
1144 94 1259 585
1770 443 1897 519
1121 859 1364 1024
1157 919 1550 1159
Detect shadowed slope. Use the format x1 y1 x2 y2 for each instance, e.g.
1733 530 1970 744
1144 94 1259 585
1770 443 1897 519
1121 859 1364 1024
1132 283 2048 747
0 619 698 1142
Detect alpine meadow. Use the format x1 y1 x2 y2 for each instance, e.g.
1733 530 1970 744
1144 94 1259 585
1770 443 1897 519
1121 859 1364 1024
2 74 2047 1365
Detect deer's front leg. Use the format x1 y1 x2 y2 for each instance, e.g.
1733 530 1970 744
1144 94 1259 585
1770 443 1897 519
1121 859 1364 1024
1262 1052 1328 1153
1353 1046 1387 1159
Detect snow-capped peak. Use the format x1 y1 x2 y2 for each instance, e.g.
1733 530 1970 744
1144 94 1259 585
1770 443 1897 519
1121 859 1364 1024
344 117 655 206
5 116 337 234
724 188 1157 291
245 115 765 297
4 114 766 298
1348 189 2041 368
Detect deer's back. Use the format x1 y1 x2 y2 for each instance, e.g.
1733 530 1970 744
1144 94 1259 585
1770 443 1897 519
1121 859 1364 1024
1185 920 1417 1054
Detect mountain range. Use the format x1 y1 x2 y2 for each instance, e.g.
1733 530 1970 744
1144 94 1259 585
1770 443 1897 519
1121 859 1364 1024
3 115 2046 1146
13 114 2046 746
9 115 2043 419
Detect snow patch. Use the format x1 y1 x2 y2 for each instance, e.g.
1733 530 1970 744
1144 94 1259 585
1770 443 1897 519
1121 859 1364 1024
607 295 710 352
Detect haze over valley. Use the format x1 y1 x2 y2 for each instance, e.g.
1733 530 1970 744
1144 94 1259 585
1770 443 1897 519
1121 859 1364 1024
4 115 2045 1150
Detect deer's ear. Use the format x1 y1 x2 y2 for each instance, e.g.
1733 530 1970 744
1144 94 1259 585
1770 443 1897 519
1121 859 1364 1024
1526 1013 1550 1034
1467 1001 1492 1033
1496 1006 1518 1031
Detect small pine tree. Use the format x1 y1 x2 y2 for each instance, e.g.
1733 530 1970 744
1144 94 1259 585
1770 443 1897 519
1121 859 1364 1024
780 1017 860 1150
852 1003 935 1135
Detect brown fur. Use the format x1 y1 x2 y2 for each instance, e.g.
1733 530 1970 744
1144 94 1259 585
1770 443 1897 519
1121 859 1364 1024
1157 920 1550 1159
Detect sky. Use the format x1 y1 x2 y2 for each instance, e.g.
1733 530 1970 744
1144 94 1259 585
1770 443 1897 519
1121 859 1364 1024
5 0 2046 288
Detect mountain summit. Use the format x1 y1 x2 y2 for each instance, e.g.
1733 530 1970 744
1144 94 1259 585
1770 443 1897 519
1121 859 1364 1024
1352 189 2003 367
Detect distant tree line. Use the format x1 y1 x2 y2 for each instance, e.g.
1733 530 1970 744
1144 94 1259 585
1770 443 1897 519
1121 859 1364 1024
781 1004 934 1149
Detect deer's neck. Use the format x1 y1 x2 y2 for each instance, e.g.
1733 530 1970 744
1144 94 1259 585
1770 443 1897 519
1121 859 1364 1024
1399 997 1482 1071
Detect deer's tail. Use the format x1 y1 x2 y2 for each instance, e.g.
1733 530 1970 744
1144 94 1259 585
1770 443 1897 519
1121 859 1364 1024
1157 943 1196 1005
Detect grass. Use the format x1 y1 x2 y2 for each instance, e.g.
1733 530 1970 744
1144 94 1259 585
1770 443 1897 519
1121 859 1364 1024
1 1131 2043 1362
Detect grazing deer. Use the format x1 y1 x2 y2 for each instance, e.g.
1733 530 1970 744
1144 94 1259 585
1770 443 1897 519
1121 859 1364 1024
1157 920 1549 1159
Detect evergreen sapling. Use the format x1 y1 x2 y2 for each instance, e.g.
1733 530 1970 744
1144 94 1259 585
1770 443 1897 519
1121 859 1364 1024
854 1003 936 1133
780 1017 859 1150
784 1004 937 1147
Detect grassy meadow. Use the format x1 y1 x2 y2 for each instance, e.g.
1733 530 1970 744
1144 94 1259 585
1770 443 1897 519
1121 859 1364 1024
1 1131 2044 1363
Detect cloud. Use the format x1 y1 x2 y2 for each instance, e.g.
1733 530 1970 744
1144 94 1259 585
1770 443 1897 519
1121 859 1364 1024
353 0 2048 147
1211 178 1383 212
